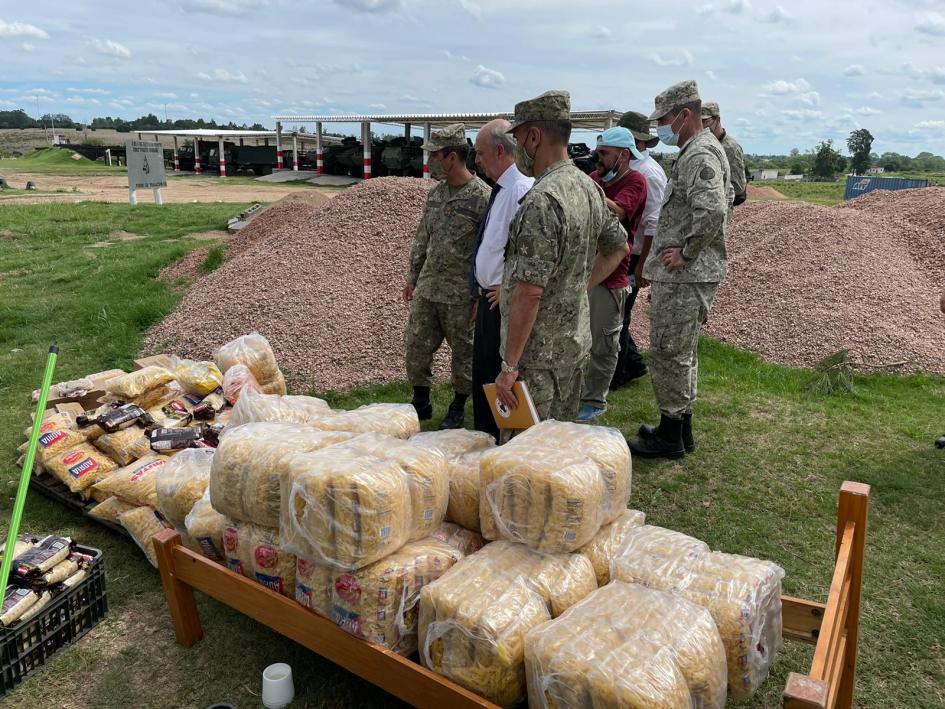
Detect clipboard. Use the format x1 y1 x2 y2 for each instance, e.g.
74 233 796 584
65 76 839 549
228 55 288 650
482 381 540 430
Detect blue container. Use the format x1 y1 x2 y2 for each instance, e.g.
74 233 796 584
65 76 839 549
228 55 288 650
844 175 929 200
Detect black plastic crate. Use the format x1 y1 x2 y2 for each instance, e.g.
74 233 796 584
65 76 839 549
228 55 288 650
0 545 107 696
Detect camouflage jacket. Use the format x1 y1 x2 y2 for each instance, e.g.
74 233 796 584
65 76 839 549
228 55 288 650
408 176 491 304
644 128 733 284
500 160 627 369
720 130 747 200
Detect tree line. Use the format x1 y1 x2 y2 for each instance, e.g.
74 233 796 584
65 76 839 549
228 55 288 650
0 109 265 132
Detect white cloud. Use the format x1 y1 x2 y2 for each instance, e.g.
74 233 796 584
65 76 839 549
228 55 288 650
401 94 430 105
762 5 791 23
21 42 34 52
761 78 811 94
915 11 945 36
459 0 482 19
197 69 248 83
782 109 822 120
332 0 402 12
798 91 820 106
441 49 470 61
726 0 751 13
843 64 865 76
914 119 945 130
706 70 718 81
157 92 178 98
368 102 387 110
89 38 131 58
589 25 612 39
179 0 270 15
854 106 882 115
470 64 505 89
0 19 49 39
900 88 945 106
649 50 693 67
68 87 110 95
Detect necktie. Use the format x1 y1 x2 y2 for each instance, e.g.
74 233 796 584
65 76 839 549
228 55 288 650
470 183 502 294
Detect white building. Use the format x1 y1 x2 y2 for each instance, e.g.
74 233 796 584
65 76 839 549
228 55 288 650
752 169 779 181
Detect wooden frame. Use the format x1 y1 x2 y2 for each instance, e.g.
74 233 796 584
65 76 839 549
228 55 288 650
154 481 869 709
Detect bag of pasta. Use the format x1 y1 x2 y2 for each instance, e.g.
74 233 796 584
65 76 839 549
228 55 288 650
222 520 295 598
155 448 215 529
105 366 175 400
228 387 330 427
44 444 117 494
92 454 170 507
118 506 173 567
173 359 223 396
409 429 495 459
93 426 152 466
214 332 286 394
184 489 227 563
311 403 420 439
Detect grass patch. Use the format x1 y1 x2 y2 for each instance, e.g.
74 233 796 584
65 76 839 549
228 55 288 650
199 245 225 273
0 202 944 707
0 147 125 176
761 180 845 206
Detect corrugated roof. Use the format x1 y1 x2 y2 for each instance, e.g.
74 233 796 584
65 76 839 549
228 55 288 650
146 129 286 138
271 111 622 131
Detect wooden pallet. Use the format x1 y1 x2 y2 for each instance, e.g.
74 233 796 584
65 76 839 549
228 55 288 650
29 472 130 539
154 481 870 709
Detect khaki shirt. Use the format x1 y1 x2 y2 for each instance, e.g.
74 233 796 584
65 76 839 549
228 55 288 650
720 130 747 200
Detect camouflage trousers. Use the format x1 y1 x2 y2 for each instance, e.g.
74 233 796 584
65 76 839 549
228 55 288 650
405 295 474 395
648 281 719 418
520 359 587 423
581 284 627 409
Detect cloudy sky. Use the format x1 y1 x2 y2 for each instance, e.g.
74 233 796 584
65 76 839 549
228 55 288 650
1 0 944 155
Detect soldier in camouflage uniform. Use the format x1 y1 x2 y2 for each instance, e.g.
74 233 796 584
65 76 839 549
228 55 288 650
404 123 491 429
629 80 733 459
493 91 629 422
702 101 747 207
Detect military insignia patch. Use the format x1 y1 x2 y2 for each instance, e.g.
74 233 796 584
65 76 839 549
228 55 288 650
699 166 716 181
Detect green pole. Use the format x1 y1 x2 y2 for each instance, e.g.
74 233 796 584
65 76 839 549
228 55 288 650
0 344 58 588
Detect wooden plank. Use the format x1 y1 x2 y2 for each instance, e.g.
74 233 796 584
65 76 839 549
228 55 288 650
153 530 204 647
134 354 174 371
782 596 826 644
811 523 854 678
834 481 869 709
825 633 848 709
162 540 498 709
784 673 829 709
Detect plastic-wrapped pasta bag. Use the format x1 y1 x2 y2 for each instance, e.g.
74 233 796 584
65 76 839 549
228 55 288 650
338 433 448 540
222 363 261 405
44 444 117 494
578 508 647 586
89 496 137 522
210 422 353 527
479 445 604 553
296 537 464 656
525 581 726 709
444 450 486 533
227 387 331 428
280 448 412 570
155 448 215 529
409 429 496 459
311 403 420 440
92 454 170 507
609 524 711 590
93 426 152 467
105 366 176 400
221 520 295 598
118 506 173 567
184 489 227 562
27 414 88 463
508 421 632 525
430 521 484 556
172 358 223 396
214 332 286 393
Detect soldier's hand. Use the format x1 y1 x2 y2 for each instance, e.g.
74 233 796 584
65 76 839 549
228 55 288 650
495 370 519 411
634 263 648 289
661 248 689 272
487 286 501 310
403 284 415 302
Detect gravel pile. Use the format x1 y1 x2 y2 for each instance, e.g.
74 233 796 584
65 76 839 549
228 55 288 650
225 191 330 260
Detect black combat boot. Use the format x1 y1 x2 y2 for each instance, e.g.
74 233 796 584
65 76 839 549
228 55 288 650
411 386 433 421
638 410 695 453
629 414 686 459
439 392 468 430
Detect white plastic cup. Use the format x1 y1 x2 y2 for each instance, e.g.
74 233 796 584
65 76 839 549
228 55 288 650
261 662 294 709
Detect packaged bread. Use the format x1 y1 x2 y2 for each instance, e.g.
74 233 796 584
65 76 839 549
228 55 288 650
91 454 169 507
444 449 486 533
222 520 295 598
184 489 227 562
214 332 285 391
509 421 631 525
280 447 412 570
210 422 353 527
311 403 420 439
296 537 464 655
578 508 647 586
29 414 87 463
118 506 173 567
44 443 117 494
418 541 597 706
338 433 448 540
93 426 151 466
173 359 223 396
105 366 175 400
525 582 727 709
228 387 331 427
479 445 604 553
222 363 261 405
155 448 215 529
430 521 484 556
89 496 137 522
409 429 495 459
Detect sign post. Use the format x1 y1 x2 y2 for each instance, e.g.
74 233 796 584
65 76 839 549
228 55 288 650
125 139 167 205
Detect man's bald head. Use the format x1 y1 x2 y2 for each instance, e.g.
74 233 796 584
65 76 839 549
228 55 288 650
475 118 516 181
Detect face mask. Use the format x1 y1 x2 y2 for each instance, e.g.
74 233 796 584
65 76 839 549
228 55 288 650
598 150 627 182
657 111 684 147
514 132 537 177
429 155 446 180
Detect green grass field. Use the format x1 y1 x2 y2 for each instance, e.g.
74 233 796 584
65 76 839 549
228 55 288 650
0 147 125 176
755 181 845 206
0 198 943 707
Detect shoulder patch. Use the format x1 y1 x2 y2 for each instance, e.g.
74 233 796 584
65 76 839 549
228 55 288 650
699 166 716 181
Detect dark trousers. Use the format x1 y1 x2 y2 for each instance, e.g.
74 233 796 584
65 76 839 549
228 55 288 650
612 254 646 385
472 293 502 441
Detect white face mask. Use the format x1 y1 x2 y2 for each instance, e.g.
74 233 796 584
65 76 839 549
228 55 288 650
657 111 684 147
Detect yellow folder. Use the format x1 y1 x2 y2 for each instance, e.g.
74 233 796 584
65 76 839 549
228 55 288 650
482 381 540 430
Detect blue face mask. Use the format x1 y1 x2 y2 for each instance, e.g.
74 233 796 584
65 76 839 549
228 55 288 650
656 112 683 147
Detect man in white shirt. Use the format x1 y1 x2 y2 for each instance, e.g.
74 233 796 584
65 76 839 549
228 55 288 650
470 118 534 439
611 110 669 389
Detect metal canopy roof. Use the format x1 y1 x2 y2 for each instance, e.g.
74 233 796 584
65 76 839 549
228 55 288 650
146 129 286 138
272 111 623 131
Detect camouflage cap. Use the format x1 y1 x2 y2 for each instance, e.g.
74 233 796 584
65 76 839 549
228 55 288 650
701 101 720 119
618 110 659 148
421 123 468 152
506 90 571 132
648 79 701 121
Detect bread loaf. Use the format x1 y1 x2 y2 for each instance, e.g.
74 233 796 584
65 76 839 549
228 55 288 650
222 519 295 597
578 508 647 586
155 448 215 529
445 450 485 533
311 403 420 439
409 429 495 459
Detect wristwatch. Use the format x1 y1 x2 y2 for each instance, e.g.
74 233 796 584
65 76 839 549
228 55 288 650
501 360 519 374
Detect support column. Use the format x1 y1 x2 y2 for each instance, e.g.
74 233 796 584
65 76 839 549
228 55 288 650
275 121 284 170
422 122 431 179
218 137 226 177
404 122 411 139
173 136 180 172
292 135 299 171
239 137 244 147
194 139 202 174
362 121 372 179
316 122 324 175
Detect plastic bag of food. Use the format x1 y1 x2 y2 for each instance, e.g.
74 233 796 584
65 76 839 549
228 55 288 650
0 535 41 563
311 403 420 439
93 426 152 466
221 363 260 405
228 387 331 428
210 422 353 527
44 443 117 494
1 586 38 627
184 489 227 562
509 421 631 525
338 433 448 540
173 358 223 396
444 449 486 533
578 508 647 586
89 496 137 522
409 429 496 459
91 454 169 507
280 447 412 570
479 445 604 553
430 521 484 556
118 506 173 567
154 448 215 529
296 537 464 655
608 524 711 590
146 399 193 429
16 590 53 624
37 555 80 585
222 520 295 598
27 414 87 463
214 332 285 390
418 540 597 706
105 365 175 399
13 536 72 580
525 581 727 709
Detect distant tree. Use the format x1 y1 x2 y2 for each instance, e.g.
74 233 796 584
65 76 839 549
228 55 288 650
810 140 846 180
0 110 38 129
846 129 874 175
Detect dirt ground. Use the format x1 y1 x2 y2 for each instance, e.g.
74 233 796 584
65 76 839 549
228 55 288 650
0 171 334 204
747 184 788 200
